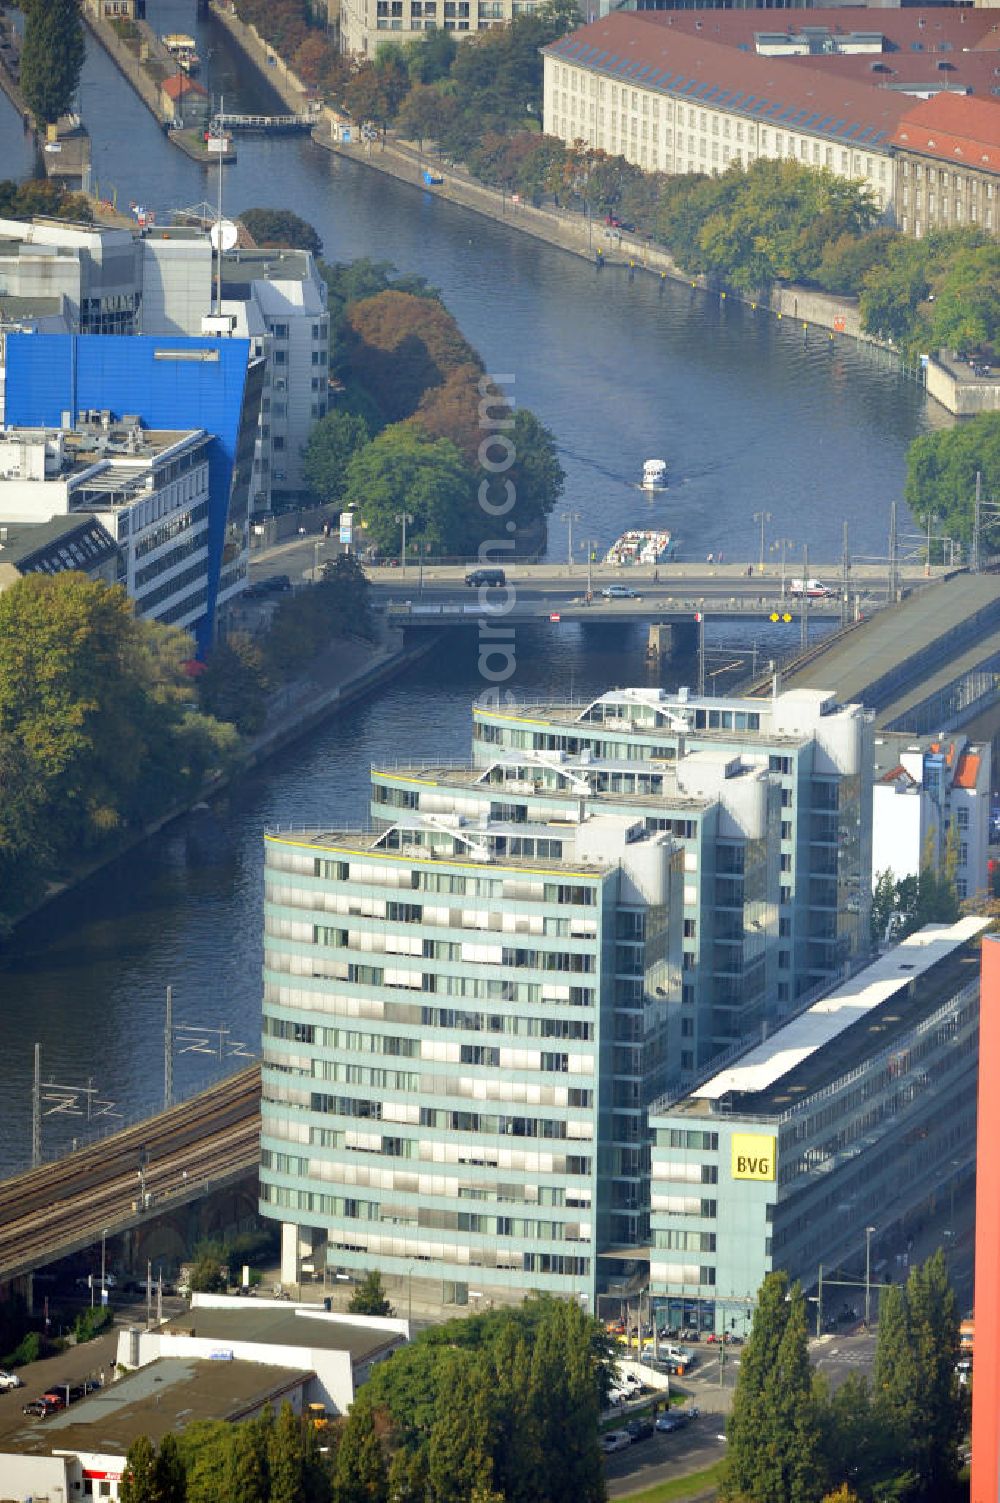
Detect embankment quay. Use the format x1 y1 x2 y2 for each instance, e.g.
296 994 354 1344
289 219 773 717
0 1067 260 1287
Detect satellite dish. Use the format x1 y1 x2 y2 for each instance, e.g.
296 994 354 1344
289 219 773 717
210 219 238 251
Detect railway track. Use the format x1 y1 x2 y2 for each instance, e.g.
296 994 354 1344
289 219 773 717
0 1065 261 1281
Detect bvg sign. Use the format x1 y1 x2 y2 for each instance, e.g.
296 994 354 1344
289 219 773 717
731 1133 776 1181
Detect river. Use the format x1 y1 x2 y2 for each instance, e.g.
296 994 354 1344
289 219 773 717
0 14 943 1174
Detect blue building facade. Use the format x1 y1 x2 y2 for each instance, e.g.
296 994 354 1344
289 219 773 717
4 333 263 649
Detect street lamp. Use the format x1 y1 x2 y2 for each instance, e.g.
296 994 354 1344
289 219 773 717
395 512 414 577
864 1225 876 1329
561 510 581 570
583 538 596 601
101 1228 108 1306
313 536 324 584
753 511 772 574
771 537 794 597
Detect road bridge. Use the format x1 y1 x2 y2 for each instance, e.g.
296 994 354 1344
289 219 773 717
758 572 1000 736
0 1067 260 1285
364 564 940 640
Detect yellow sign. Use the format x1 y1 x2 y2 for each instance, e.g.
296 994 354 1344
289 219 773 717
731 1133 776 1181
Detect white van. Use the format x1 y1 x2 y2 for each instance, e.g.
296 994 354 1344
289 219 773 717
788 578 832 599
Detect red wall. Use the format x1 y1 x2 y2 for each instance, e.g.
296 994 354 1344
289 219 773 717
972 934 1000 1503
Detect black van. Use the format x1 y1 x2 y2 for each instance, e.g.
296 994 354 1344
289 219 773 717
465 568 506 587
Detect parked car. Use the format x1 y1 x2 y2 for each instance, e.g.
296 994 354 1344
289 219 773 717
465 568 506 588
246 573 292 599
627 1417 655 1442
602 584 641 599
600 1430 632 1454
0 1371 24 1391
657 1405 699 1432
679 1327 701 1342
23 1394 63 1417
639 1355 675 1375
657 1325 679 1340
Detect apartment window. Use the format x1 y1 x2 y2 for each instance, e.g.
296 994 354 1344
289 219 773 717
957 879 968 899
956 807 970 829
270 322 290 339
959 842 969 867
273 349 287 366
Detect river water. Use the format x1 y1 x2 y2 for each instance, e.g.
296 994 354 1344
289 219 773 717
0 14 944 1174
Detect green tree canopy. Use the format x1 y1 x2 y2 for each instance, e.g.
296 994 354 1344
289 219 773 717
723 1271 826 1503
349 1270 394 1317
120 1435 158 1503
905 410 1000 551
873 1251 966 1500
345 423 474 554
239 208 323 257
0 574 237 926
304 409 372 504
21 0 85 127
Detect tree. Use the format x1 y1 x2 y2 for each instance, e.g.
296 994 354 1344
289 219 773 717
20 0 85 127
120 1435 158 1503
226 1415 270 1503
187 1253 228 1294
723 1272 825 1503
873 1252 965 1500
395 83 456 150
240 207 323 256
349 1270 394 1317
304 410 372 504
320 551 373 639
152 1433 187 1503
905 411 1000 552
344 290 480 423
269 1402 306 1503
427 1353 497 1503
0 176 92 223
196 633 269 735
345 424 475 555
406 28 457 86
333 1398 389 1503
0 574 238 926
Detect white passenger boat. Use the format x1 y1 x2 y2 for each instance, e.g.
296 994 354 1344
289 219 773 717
641 458 667 490
605 530 674 566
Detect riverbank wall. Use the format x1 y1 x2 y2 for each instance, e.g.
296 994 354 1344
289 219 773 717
311 123 874 342
207 1 312 113
4 626 437 937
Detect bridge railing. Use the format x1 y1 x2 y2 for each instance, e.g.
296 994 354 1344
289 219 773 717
384 597 845 617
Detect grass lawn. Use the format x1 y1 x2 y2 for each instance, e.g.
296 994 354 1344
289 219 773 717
616 1459 724 1503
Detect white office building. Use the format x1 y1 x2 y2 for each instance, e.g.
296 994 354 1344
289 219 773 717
872 732 992 904
0 419 214 631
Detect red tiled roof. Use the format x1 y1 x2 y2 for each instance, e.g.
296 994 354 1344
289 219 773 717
955 751 982 790
893 91 1000 172
879 763 918 786
162 73 207 100
545 13 911 146
630 7 1000 56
